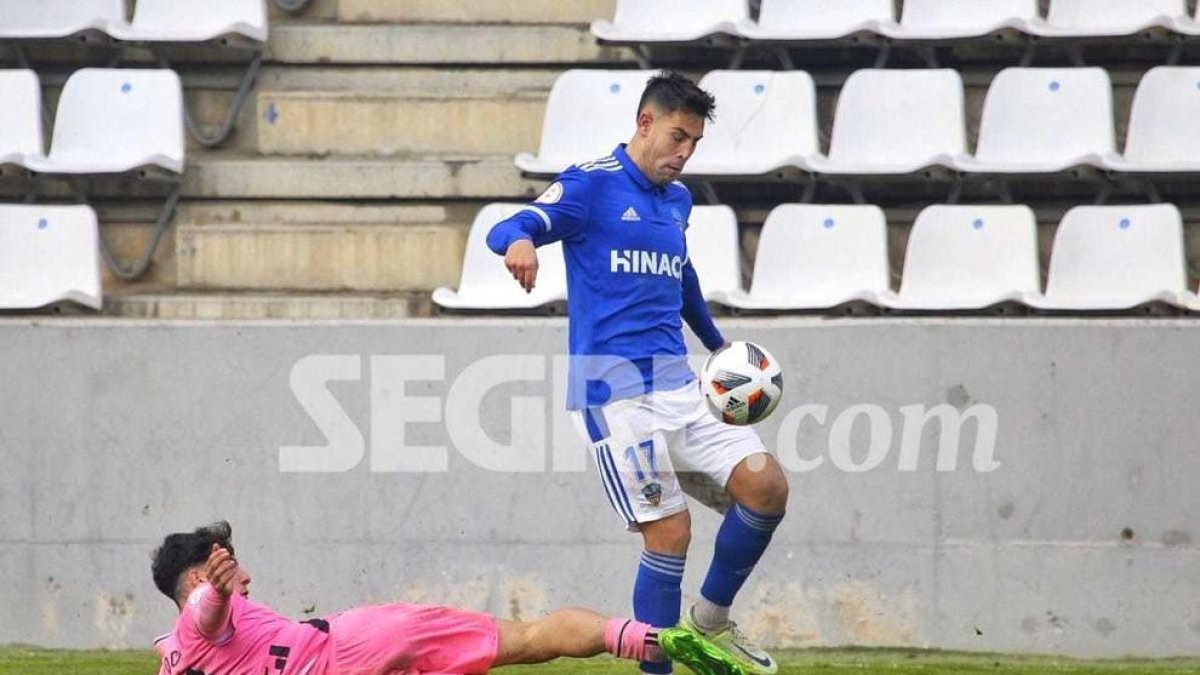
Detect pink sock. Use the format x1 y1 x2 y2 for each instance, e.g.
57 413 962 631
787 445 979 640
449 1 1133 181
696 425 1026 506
605 618 666 663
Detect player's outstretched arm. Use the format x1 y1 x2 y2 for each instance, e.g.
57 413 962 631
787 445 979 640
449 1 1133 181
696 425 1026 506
192 544 236 641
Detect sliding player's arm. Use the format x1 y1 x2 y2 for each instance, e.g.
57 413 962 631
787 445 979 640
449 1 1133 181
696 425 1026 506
681 261 726 352
190 544 238 643
487 169 592 292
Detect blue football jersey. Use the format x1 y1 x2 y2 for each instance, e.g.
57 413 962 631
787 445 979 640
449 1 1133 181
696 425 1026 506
488 144 724 409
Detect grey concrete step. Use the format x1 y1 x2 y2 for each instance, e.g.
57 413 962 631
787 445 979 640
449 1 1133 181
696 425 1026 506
337 0 615 24
254 90 546 155
267 23 629 65
175 220 467 292
178 154 544 199
105 291 430 319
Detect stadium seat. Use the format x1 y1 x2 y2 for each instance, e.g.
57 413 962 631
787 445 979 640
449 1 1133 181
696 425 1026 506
807 69 966 175
590 0 748 44
724 204 890 309
685 70 819 177
1102 67 1200 173
881 0 1038 40
951 68 1114 174
880 205 1041 310
737 0 894 41
0 70 44 170
24 69 185 176
107 0 268 43
0 204 101 310
685 205 742 303
1030 204 1188 310
0 0 124 40
515 70 655 176
432 204 568 310
1170 3 1200 34
1023 0 1186 37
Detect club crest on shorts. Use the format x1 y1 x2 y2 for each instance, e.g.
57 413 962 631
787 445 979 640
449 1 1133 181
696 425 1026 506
642 482 663 506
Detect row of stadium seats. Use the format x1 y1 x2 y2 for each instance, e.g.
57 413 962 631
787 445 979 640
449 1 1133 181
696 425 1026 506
0 68 184 177
517 67 1200 179
0 0 266 43
594 0 1200 44
434 203 1199 313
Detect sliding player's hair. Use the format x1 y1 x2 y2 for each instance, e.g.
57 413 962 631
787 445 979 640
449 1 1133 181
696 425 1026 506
151 520 235 602
638 71 716 122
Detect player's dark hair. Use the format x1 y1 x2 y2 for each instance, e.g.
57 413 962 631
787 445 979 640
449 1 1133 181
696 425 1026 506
151 521 235 602
638 71 716 122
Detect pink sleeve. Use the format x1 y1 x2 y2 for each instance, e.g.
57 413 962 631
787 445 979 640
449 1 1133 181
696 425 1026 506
185 584 235 644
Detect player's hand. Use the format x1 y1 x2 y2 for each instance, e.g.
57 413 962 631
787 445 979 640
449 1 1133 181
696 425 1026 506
504 239 539 293
204 543 239 598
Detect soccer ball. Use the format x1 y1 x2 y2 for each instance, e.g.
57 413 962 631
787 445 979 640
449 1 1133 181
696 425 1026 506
701 341 784 426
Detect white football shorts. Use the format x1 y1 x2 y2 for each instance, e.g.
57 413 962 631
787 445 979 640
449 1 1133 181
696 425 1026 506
571 381 767 531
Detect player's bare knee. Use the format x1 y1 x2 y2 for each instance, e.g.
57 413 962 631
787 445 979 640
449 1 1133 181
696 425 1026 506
731 453 789 514
640 513 692 555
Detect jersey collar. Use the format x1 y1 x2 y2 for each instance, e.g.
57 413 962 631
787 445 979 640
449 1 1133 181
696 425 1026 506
614 144 657 191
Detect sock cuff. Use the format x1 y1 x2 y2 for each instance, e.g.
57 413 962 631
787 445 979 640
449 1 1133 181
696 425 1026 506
733 503 784 533
639 550 686 579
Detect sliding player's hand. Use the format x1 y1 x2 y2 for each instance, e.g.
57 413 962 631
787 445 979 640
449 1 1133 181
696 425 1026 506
204 543 239 598
504 239 539 293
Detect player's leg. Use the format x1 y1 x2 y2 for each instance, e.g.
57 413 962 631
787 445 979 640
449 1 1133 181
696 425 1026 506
694 452 788 630
572 401 693 675
493 608 747 675
670 387 788 675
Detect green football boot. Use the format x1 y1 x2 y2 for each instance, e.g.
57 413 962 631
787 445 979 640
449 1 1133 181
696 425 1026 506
678 612 778 675
657 626 747 675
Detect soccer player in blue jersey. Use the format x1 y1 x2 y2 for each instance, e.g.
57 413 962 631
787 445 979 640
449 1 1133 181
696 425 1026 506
487 72 789 675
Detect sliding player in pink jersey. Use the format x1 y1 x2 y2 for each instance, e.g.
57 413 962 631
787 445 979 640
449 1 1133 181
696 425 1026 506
151 522 746 675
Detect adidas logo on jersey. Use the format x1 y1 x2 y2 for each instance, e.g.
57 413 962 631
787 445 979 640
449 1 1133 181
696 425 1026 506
620 207 641 222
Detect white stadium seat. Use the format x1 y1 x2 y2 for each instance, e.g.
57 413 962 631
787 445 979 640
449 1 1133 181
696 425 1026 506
738 0 894 41
686 70 819 176
880 205 1041 310
1102 67 1200 172
0 70 45 169
590 0 748 44
515 70 654 176
0 0 124 39
107 0 268 43
432 204 568 310
1024 0 1186 37
1030 204 1188 310
1171 3 1200 34
807 69 965 175
725 204 890 309
952 68 1114 174
881 0 1038 40
685 205 742 303
0 204 101 310
24 69 185 176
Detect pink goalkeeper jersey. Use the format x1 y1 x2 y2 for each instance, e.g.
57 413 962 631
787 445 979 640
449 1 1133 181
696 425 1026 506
155 584 332 675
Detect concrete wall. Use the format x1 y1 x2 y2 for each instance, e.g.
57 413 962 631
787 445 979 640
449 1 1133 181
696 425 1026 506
0 318 1196 657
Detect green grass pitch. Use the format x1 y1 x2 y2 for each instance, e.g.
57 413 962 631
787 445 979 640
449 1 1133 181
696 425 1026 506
2 647 1198 674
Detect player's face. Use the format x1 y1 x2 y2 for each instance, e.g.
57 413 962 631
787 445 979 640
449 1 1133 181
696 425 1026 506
638 107 705 185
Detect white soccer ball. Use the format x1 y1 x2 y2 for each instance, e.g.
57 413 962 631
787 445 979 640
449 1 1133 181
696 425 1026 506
701 341 784 426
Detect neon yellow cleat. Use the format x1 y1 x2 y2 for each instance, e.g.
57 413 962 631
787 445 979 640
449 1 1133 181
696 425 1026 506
657 626 747 675
678 613 777 675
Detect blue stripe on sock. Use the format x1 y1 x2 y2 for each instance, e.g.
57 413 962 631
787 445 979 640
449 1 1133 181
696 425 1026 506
640 558 685 579
733 503 784 533
642 552 686 573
